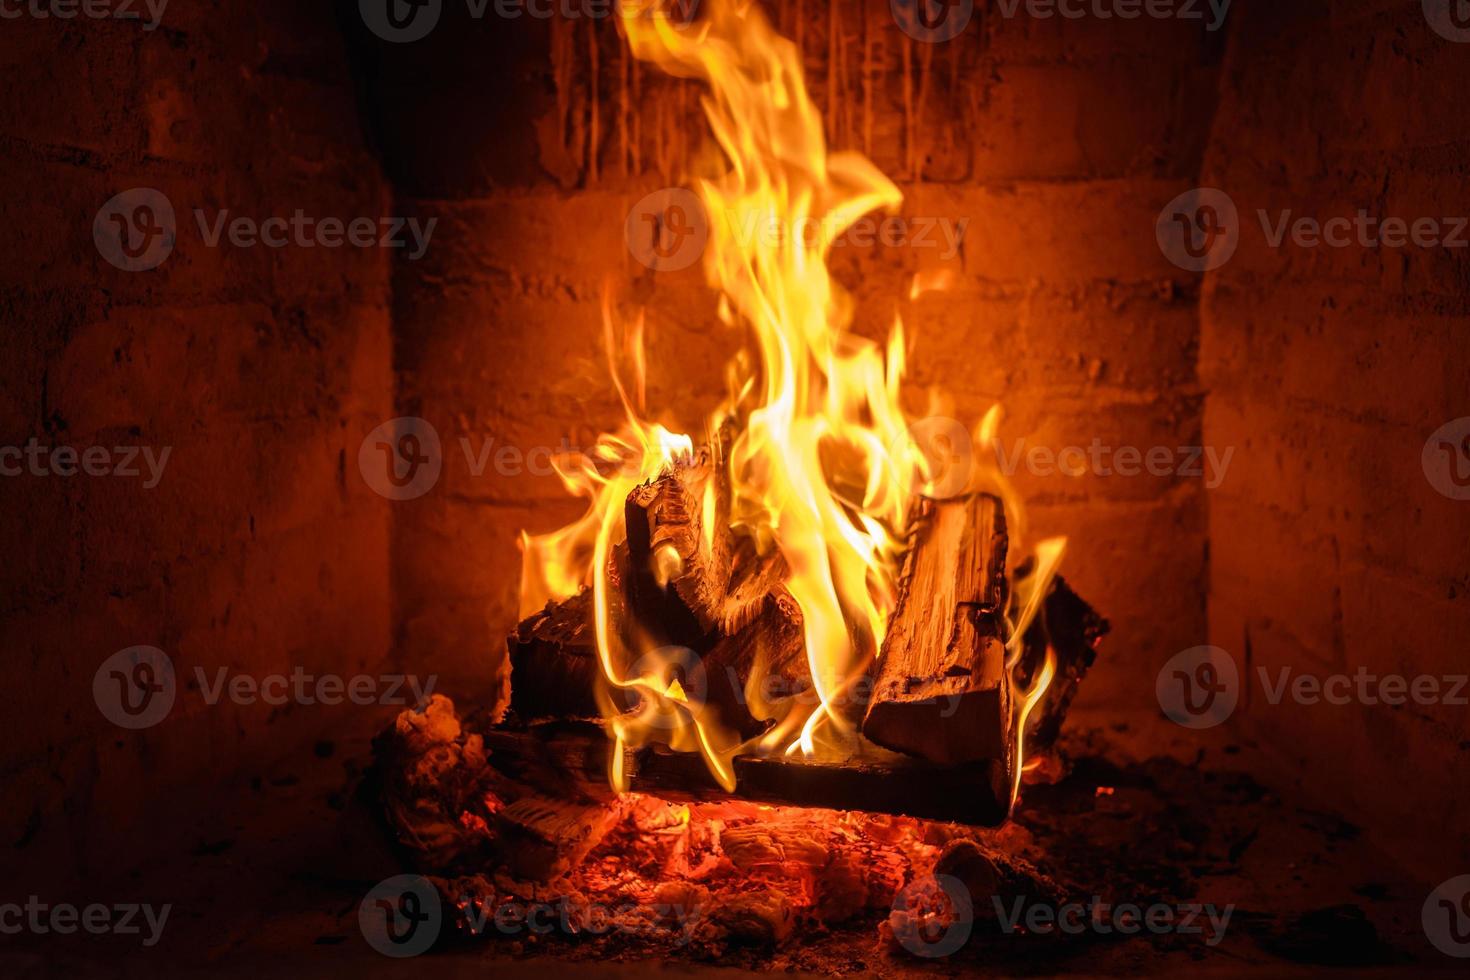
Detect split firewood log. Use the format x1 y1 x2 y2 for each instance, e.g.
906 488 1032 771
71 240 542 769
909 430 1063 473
862 493 1013 771
511 426 813 738
622 427 787 645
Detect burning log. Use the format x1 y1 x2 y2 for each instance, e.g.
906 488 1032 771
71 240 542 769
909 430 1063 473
861 493 1013 771
1017 571 1110 751
621 441 813 740
506 576 811 740
476 720 1014 826
622 431 787 646
510 432 813 739
508 587 603 721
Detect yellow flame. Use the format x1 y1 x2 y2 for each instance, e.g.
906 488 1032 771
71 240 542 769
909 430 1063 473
517 0 1067 805
1011 648 1057 810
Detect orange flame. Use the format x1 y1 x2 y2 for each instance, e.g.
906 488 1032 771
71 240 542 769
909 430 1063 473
518 0 1064 810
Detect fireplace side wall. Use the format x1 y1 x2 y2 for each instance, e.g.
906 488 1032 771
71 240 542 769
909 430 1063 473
0 4 394 890
1200 0 1470 878
357 3 1224 717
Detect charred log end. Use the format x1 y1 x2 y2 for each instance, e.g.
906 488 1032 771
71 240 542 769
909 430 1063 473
507 589 602 722
625 475 712 649
862 650 1011 766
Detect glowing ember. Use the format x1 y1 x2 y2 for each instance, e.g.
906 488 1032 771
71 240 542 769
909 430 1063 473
518 0 1065 809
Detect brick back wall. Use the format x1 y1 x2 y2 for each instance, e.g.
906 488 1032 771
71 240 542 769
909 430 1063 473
1201 0 1470 877
0 3 394 890
355 1 1225 716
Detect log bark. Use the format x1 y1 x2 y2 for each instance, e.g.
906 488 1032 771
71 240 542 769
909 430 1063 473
862 493 1012 769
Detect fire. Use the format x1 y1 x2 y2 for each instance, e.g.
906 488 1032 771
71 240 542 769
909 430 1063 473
518 0 1063 808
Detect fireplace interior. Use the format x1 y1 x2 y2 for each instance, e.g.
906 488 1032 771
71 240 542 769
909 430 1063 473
3 0 1469 977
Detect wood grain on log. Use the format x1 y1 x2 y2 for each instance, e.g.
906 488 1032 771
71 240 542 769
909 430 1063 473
862 493 1012 769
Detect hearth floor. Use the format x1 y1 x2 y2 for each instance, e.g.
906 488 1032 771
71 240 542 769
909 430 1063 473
1 709 1457 978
